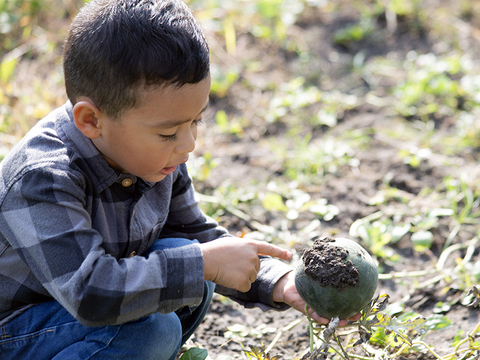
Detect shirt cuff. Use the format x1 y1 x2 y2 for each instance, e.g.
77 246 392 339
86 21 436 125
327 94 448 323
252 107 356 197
253 257 294 310
215 257 294 312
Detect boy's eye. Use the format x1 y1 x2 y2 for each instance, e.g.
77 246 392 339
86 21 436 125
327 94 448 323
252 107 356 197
159 133 178 142
159 118 203 142
192 118 203 126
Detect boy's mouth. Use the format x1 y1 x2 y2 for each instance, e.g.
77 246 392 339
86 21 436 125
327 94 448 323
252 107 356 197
160 165 177 175
160 157 189 176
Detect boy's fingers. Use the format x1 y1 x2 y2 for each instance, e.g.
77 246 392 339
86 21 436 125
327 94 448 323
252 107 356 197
348 312 362 321
255 258 261 272
255 242 292 260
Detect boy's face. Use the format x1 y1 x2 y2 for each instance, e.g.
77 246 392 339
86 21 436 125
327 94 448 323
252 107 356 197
90 75 211 183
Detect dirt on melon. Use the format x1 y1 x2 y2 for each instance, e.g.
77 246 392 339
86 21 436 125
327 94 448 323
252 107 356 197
295 236 378 319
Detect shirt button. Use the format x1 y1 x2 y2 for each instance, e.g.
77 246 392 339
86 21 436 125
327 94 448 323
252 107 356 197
122 178 133 187
129 251 137 257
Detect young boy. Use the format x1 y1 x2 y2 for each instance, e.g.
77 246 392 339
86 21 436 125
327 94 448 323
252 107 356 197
0 0 358 359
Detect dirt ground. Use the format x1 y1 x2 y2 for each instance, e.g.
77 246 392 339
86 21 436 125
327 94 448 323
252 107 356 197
180 1 480 358
6 0 479 358
186 112 480 359
185 110 480 359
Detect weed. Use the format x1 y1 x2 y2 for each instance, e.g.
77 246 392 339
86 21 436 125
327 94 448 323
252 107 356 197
268 133 359 183
179 347 209 360
210 66 240 98
390 51 478 123
333 16 374 47
8 0 480 359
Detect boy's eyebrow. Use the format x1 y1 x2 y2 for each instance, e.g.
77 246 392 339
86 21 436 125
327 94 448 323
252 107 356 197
150 102 209 129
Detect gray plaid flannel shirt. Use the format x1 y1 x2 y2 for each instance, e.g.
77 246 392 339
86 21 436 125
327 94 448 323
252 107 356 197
0 102 292 327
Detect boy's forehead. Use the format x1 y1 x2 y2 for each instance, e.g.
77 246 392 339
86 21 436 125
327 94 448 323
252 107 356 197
146 102 209 129
142 76 211 101
123 76 211 126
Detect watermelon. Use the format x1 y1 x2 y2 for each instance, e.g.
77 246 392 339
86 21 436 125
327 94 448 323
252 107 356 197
295 236 378 319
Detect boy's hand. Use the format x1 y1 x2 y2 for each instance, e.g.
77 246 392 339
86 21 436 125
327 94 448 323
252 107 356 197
272 271 362 326
200 237 292 292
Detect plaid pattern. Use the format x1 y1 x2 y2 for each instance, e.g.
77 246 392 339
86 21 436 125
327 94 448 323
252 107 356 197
0 103 292 327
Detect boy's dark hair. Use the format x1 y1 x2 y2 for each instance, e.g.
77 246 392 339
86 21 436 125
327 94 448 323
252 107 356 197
63 0 210 119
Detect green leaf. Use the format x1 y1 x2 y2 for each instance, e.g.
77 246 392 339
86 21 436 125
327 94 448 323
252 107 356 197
244 346 265 359
223 16 236 54
179 347 208 360
424 313 451 331
433 301 451 314
361 293 390 320
309 198 339 221
261 192 288 212
215 110 229 130
428 208 454 218
391 223 411 242
368 312 427 346
244 345 281 360
411 230 433 251
0 57 18 83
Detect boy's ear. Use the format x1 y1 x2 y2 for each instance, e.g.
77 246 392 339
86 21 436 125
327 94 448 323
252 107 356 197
72 100 104 139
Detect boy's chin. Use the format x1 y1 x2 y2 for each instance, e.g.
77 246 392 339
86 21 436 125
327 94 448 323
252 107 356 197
140 174 167 183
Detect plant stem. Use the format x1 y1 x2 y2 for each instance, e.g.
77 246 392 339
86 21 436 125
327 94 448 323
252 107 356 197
195 193 273 233
443 347 479 360
442 222 460 251
469 320 480 338
348 355 375 360
393 341 443 360
305 304 314 353
453 319 480 353
436 241 472 271
265 318 304 354
334 333 350 359
377 269 436 280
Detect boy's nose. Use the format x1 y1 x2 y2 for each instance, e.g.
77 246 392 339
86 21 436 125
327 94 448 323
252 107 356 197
175 129 196 154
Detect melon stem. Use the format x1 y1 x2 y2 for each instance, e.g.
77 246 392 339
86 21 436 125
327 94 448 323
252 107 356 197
305 304 315 353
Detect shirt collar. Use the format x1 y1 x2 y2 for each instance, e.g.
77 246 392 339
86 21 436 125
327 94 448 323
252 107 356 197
58 102 125 193
58 102 158 192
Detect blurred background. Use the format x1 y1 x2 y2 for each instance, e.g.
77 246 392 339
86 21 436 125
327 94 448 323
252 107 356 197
2 0 480 357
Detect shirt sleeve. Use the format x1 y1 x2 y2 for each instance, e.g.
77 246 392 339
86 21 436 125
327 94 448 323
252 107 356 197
0 166 206 326
162 165 293 311
215 257 293 311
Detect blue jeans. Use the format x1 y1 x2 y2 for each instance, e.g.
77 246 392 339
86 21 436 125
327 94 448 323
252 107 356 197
0 238 215 360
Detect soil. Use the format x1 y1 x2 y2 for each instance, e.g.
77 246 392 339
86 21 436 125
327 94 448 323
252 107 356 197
301 237 359 289
8 0 479 359
185 110 480 358
179 1 480 359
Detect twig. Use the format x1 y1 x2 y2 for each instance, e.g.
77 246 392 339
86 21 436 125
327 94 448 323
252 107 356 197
459 237 479 266
264 317 304 354
334 333 350 359
389 317 480 359
393 340 443 360
195 192 274 233
442 222 460 251
415 273 448 289
453 319 480 354
436 239 476 271
206 32 241 68
430 13 480 43
378 269 436 280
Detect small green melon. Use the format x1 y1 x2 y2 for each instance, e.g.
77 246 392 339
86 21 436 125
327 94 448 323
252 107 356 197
295 236 378 319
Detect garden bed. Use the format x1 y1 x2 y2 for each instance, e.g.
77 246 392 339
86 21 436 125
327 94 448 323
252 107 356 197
2 0 480 358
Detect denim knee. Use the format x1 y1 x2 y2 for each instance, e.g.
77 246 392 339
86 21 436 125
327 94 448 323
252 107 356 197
146 237 200 256
52 312 183 360
115 312 183 360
